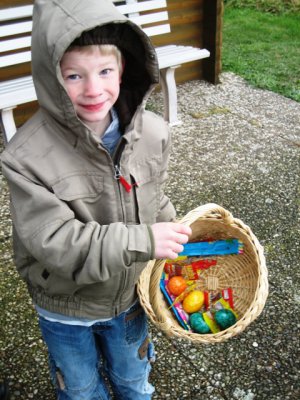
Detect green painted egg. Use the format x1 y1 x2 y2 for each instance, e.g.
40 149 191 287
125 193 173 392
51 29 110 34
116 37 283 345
190 313 211 334
215 309 237 330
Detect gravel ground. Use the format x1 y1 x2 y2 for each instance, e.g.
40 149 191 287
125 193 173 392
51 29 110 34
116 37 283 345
0 72 299 399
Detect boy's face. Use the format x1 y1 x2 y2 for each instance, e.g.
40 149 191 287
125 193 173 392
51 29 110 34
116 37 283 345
60 46 122 136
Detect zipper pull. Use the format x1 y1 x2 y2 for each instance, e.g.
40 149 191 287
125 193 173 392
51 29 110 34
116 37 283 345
114 165 132 193
119 175 132 193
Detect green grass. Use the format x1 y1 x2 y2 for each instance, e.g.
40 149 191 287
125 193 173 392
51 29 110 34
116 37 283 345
224 0 300 14
222 7 300 101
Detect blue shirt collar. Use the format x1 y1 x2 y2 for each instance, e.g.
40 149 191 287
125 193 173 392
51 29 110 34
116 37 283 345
101 108 121 154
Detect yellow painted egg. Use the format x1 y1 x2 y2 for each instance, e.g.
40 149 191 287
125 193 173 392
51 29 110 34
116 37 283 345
182 290 205 313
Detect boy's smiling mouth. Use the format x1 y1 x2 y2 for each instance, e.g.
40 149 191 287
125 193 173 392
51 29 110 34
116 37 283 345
80 103 105 111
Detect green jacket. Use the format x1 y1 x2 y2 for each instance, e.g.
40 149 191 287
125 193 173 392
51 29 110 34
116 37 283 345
0 0 175 318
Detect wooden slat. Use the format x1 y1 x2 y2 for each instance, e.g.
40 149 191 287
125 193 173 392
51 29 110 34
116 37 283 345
129 10 168 26
0 20 32 37
0 2 169 39
116 0 167 15
0 75 33 91
143 24 170 37
156 45 209 69
0 36 31 52
0 1 167 21
0 50 31 68
0 76 35 108
0 5 33 22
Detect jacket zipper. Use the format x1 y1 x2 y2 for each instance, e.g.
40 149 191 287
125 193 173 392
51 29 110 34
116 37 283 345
114 165 133 193
113 137 135 193
112 137 130 314
112 138 126 222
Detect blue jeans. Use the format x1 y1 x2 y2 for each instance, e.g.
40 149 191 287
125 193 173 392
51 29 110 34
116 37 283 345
38 302 155 400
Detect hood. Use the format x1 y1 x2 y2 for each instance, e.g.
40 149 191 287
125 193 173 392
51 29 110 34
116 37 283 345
31 0 160 134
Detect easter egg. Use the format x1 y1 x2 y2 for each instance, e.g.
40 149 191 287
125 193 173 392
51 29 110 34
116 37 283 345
215 309 237 330
182 290 204 313
167 276 187 296
190 313 211 334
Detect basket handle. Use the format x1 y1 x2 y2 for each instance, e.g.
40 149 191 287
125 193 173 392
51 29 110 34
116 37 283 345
179 203 234 226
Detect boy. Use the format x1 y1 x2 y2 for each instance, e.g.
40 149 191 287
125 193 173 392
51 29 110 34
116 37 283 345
1 0 191 399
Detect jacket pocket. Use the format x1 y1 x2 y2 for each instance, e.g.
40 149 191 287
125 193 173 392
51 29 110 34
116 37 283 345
129 157 161 224
51 172 104 222
28 262 52 291
51 172 104 201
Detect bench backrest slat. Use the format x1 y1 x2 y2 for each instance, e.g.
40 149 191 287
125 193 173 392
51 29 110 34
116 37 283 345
143 24 170 37
1 36 31 52
0 76 33 92
0 21 32 38
0 51 31 68
0 5 33 22
116 0 167 14
129 10 168 26
0 0 169 69
0 1 168 28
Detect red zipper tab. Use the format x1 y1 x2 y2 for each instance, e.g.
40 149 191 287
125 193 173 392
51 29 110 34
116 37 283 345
119 175 132 193
115 165 135 193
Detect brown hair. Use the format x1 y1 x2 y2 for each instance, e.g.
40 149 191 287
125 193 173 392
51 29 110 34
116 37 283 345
66 44 123 73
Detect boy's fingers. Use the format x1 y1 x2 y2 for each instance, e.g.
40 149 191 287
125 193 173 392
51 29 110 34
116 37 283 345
172 224 192 236
174 232 189 245
166 242 183 259
170 224 192 244
151 223 192 259
170 241 184 254
166 250 179 260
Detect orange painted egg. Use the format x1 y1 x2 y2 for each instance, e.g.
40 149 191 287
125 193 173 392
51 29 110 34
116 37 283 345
167 276 187 296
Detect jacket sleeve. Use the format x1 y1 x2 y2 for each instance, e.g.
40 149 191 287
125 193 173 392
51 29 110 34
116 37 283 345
1 152 154 285
156 124 176 222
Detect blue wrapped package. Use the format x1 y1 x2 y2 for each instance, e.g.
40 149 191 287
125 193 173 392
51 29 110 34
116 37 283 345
179 239 244 257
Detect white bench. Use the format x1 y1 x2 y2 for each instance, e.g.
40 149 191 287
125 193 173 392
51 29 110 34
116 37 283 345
0 0 210 143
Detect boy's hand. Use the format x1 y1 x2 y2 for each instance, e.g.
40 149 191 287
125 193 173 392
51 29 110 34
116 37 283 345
151 222 192 260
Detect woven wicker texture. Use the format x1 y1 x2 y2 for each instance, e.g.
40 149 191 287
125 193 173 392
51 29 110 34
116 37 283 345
137 203 268 344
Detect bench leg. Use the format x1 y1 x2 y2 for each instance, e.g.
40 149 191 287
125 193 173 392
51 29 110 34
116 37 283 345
159 66 182 126
0 107 17 145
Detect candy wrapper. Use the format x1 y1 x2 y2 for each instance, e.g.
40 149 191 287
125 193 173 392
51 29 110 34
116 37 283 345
164 258 217 280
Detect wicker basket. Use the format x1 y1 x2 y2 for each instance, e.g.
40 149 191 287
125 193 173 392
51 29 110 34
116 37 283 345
137 203 268 344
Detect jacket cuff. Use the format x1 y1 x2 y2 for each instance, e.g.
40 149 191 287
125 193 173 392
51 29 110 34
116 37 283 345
127 224 154 262
146 225 156 260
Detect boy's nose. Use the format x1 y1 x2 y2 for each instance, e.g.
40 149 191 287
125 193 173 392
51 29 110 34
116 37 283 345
84 76 103 97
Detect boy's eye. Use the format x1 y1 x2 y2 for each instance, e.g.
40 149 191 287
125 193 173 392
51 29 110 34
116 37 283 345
66 74 81 80
100 68 112 76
